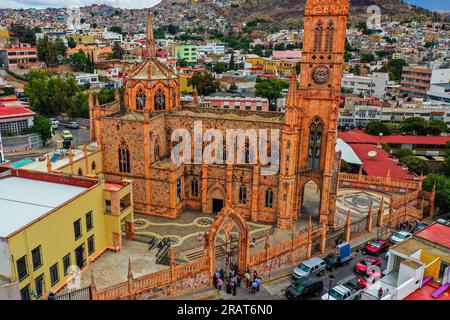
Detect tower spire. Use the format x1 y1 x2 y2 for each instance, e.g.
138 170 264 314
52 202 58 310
285 70 298 110
146 5 156 57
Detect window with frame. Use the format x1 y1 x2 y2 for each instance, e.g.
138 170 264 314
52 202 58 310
74 218 82 240
50 263 59 286
35 274 44 298
85 211 93 231
63 254 71 276
16 256 28 281
136 88 146 111
265 189 274 208
191 179 199 197
118 139 131 173
20 284 31 301
325 21 335 53
31 246 42 271
307 118 323 170
176 177 182 203
154 88 166 111
87 235 95 256
313 22 324 52
239 185 247 204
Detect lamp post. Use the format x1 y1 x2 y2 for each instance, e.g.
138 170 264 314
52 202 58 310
328 274 335 301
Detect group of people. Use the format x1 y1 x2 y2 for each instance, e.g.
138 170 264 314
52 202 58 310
213 264 262 296
397 219 420 233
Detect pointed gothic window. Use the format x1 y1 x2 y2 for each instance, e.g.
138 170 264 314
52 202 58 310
313 22 324 52
154 88 166 111
172 88 177 108
136 88 146 111
118 139 130 173
239 185 247 204
307 118 323 170
265 189 274 208
190 179 199 197
325 21 335 53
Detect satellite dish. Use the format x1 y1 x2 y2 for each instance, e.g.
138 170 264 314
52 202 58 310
368 150 377 158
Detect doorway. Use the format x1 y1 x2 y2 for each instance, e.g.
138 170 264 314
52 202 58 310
213 199 224 214
300 180 321 220
75 244 86 269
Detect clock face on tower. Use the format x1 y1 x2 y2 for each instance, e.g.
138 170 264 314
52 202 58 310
311 66 330 85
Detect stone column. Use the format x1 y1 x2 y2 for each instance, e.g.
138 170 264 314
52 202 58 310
83 141 89 176
366 202 373 232
320 222 327 254
251 164 260 222
377 197 385 227
201 164 208 213
68 145 74 175
344 209 351 242
143 111 152 213
46 154 52 173
306 217 312 259
226 164 233 208
127 259 135 299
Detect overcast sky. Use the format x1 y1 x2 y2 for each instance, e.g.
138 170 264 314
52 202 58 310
0 0 448 11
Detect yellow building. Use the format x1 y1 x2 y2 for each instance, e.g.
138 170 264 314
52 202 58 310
0 167 134 300
244 54 265 70
72 34 95 45
0 29 9 47
67 45 113 63
263 58 297 77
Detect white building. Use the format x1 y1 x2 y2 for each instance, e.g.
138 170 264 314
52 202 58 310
105 32 123 45
342 73 389 98
197 42 226 56
74 73 99 86
428 83 450 105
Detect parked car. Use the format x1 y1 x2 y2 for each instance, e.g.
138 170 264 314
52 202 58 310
389 231 412 244
285 277 323 300
363 239 390 256
412 223 428 233
354 256 381 275
357 271 383 288
62 130 73 140
324 243 353 271
321 281 363 300
292 257 326 280
65 121 80 129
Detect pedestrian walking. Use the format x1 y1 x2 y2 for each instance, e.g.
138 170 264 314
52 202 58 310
231 277 237 296
217 277 223 291
251 280 258 294
213 272 218 289
255 277 261 292
219 267 225 280
245 270 251 288
378 287 384 300
237 274 242 288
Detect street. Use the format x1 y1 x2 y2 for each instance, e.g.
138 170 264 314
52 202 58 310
215 247 388 301
4 125 90 163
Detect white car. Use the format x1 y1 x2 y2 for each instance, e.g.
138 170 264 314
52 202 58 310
389 231 412 244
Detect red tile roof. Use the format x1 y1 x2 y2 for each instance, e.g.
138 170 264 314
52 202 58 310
415 222 450 249
338 129 450 146
0 106 35 120
349 143 414 180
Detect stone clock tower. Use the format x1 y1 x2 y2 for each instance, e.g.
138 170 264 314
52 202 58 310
278 0 349 228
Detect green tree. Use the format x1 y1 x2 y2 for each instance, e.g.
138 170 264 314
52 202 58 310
400 117 428 135
212 62 228 74
423 174 450 215
54 37 67 60
255 78 290 106
394 148 414 159
25 115 52 142
68 37 77 49
399 156 429 175
9 25 41 44
187 72 221 96
69 49 88 72
365 120 391 136
228 52 235 71
177 58 188 68
379 59 408 81
360 53 375 63
112 42 125 60
427 119 447 136
439 157 450 177
109 26 123 34
37 35 58 66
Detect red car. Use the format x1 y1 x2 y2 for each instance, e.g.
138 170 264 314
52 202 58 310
354 257 381 274
363 239 390 256
357 272 383 288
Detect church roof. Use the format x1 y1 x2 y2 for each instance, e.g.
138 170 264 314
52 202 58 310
129 57 177 81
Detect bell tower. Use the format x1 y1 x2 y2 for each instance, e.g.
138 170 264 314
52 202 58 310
278 0 349 228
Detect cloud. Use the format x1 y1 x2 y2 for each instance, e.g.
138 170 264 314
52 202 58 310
0 0 161 9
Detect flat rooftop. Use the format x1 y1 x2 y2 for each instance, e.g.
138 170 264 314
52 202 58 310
0 176 87 238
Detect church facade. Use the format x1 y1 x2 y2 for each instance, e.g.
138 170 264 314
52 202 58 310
90 0 350 229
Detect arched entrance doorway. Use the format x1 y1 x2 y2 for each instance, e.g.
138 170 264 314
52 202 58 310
207 185 226 214
206 207 249 285
300 180 321 220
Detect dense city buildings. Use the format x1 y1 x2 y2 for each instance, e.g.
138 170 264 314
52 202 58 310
0 0 448 303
